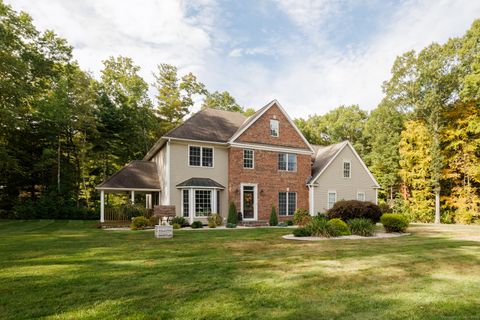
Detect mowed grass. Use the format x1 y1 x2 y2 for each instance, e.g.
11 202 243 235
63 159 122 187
0 221 479 319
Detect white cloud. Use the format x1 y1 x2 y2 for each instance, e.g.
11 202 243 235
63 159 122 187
5 0 480 118
232 0 480 117
6 0 216 80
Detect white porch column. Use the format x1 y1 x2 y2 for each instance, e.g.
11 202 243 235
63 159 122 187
100 190 105 223
146 194 152 209
131 190 135 204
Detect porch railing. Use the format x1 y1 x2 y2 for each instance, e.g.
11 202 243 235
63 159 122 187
104 205 154 225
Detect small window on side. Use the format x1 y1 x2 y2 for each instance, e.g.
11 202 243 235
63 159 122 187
270 119 279 137
343 161 351 178
357 192 365 201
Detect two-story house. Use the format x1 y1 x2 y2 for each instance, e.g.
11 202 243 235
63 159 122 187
97 100 380 224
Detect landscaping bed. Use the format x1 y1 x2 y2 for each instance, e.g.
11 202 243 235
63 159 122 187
283 231 410 241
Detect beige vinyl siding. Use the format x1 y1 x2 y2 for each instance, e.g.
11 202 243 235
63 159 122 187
312 145 377 214
152 145 168 204
169 141 229 220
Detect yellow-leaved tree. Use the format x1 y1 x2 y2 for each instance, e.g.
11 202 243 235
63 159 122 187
399 120 435 222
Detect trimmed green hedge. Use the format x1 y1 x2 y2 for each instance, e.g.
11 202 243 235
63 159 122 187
381 213 409 232
327 218 351 236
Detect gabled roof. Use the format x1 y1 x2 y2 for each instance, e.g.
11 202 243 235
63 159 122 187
310 141 380 187
164 108 247 143
176 177 225 189
143 100 314 160
311 141 348 179
228 100 314 153
97 161 161 190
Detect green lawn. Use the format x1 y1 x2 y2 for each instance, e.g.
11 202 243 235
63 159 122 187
0 221 479 319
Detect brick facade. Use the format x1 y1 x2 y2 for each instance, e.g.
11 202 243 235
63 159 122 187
235 103 310 150
228 147 310 221
228 103 312 221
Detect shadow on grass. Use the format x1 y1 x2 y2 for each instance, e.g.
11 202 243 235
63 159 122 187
0 220 479 319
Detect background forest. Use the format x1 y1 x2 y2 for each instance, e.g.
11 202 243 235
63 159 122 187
1 1 479 223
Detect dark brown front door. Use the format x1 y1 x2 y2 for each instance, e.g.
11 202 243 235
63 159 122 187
243 186 255 219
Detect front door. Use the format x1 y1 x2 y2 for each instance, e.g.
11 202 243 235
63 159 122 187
241 184 257 220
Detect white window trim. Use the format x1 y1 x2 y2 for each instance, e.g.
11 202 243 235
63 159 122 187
270 119 279 137
181 189 190 217
240 183 258 221
243 149 254 169
279 191 297 216
343 160 351 179
193 189 215 218
278 153 297 172
188 145 214 168
327 190 337 210
357 191 366 201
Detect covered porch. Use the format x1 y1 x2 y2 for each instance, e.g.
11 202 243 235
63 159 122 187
96 160 161 223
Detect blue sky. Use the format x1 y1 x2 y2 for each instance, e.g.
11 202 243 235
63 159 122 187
6 0 480 118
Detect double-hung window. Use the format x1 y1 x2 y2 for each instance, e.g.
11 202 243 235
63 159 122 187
327 191 336 209
270 119 279 137
279 192 297 216
278 153 297 171
357 192 365 201
243 149 254 169
189 146 213 167
343 160 351 178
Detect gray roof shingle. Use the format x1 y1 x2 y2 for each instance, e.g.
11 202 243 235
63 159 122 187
311 141 348 180
164 108 248 143
176 177 225 189
97 161 161 190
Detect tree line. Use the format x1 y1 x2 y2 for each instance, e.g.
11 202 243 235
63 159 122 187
295 20 480 224
1 1 480 223
0 1 251 218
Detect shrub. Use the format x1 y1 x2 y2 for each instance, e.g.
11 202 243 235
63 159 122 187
277 222 287 227
170 216 187 226
305 216 339 237
285 220 294 226
347 218 376 237
327 200 382 223
227 202 238 224
191 221 203 229
380 213 409 232
378 203 393 214
327 218 350 236
148 215 159 227
172 223 181 229
269 206 278 226
208 213 223 227
208 221 216 228
293 227 312 237
293 208 312 226
226 223 237 228
130 216 148 230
